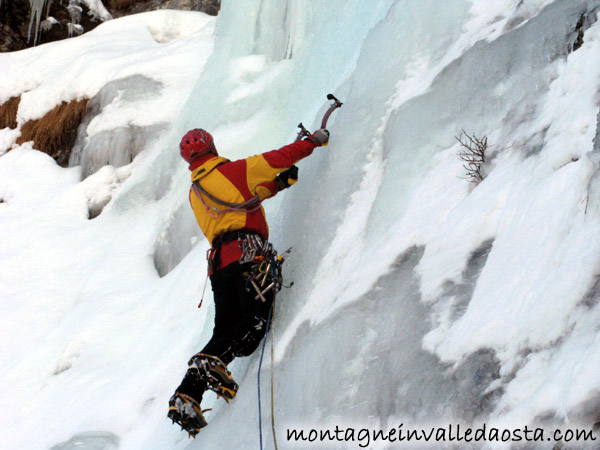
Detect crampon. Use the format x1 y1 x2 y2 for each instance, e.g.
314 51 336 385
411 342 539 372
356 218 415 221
167 393 210 438
188 353 239 402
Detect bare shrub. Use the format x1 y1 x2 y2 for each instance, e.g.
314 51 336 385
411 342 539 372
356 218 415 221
17 98 88 166
456 130 489 184
0 96 21 130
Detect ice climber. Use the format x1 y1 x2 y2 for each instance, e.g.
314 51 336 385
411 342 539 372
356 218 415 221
168 127 330 436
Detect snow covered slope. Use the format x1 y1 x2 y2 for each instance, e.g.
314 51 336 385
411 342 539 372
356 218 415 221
2 1 600 449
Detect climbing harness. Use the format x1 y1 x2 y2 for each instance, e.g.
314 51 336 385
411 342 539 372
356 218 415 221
206 229 261 275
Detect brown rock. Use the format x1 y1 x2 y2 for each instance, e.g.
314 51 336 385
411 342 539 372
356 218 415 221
17 99 89 167
0 96 20 129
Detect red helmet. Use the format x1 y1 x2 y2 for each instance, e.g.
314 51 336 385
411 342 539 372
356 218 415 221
180 129 216 163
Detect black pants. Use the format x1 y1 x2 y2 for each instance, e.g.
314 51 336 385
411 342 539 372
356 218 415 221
177 262 274 401
202 261 274 365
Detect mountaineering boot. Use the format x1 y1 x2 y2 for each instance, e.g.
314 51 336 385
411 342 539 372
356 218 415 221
167 393 208 438
188 353 238 402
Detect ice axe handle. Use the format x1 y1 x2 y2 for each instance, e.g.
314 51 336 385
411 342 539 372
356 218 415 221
321 94 343 129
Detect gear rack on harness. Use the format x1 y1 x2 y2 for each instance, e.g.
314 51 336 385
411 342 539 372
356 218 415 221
237 233 292 302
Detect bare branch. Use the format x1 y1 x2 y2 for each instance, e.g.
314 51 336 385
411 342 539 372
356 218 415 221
455 130 489 184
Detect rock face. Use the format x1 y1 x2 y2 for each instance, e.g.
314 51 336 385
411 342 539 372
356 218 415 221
0 0 220 52
106 0 220 17
0 0 29 51
1 0 106 50
165 0 220 16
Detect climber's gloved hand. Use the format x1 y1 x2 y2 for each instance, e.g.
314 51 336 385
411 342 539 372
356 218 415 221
308 128 330 147
276 165 299 190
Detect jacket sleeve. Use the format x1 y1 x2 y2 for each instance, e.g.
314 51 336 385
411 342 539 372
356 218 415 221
255 180 279 201
245 140 315 195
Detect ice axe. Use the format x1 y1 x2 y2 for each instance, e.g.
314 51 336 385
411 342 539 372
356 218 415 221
295 93 344 142
321 93 343 129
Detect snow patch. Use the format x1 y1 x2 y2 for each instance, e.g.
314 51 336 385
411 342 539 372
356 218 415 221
0 128 21 156
94 9 213 44
50 431 119 450
78 164 134 218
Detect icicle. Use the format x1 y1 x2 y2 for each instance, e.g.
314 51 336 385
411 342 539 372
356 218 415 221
27 0 111 45
27 0 49 46
45 0 53 17
68 1 82 25
41 16 58 33
67 23 83 37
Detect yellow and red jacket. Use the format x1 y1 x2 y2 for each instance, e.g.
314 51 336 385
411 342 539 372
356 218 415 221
188 139 316 272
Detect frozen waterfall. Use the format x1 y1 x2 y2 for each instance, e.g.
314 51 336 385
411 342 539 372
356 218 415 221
1 0 600 449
